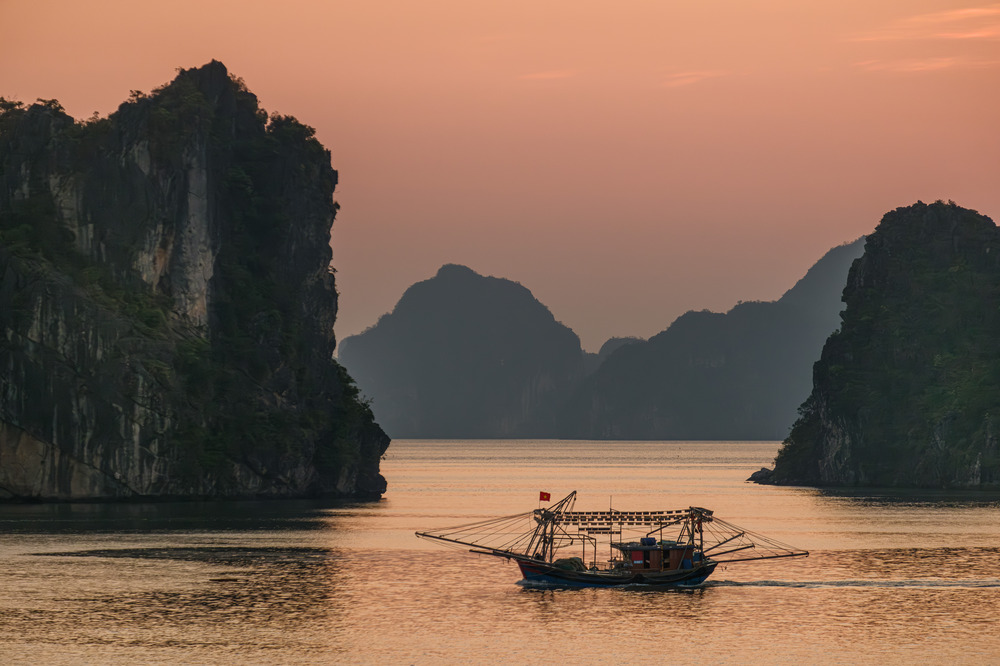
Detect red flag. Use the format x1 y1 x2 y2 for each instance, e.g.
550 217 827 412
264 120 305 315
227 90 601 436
539 491 551 502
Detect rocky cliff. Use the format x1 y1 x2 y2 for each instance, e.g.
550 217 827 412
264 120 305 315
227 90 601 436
0 61 388 500
771 202 1000 488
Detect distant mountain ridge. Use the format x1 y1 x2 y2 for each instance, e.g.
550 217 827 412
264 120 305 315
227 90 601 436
339 239 864 440
338 264 585 437
779 239 870 325
557 237 864 439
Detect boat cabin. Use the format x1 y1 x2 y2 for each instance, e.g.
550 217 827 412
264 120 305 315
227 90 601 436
616 537 701 571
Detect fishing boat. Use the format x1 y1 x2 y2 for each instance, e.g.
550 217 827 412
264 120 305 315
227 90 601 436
416 491 808 588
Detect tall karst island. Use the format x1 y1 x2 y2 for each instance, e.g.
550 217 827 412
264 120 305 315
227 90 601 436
767 202 1000 488
0 61 389 500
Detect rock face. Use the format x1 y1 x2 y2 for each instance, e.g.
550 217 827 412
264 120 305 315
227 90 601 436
0 61 389 500
338 264 585 437
771 202 1000 488
556 239 865 439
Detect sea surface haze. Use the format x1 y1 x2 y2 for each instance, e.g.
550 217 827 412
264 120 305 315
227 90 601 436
1 440 999 664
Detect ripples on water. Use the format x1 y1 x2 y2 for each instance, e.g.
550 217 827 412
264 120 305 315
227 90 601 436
1 440 999 664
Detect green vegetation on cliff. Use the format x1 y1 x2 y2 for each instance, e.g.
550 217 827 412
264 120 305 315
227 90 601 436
773 202 1000 488
0 62 388 500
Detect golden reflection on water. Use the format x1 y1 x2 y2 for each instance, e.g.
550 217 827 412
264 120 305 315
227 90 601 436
0 440 999 664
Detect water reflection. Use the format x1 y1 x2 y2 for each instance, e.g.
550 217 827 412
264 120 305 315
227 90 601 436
3 440 1000 664
815 487 1000 508
2 547 347 653
0 499 376 535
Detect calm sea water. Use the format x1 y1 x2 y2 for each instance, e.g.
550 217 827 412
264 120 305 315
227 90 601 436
2 440 1000 664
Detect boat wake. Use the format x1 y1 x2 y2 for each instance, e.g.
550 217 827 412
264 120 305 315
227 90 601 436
706 578 1000 589
518 577 1000 591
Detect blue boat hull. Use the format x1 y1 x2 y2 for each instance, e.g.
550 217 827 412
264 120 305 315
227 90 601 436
515 558 718 588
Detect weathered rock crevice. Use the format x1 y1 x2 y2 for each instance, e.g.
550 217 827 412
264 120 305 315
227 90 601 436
0 61 388 501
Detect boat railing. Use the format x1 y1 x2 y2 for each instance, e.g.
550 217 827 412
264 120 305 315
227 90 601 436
552 509 692 527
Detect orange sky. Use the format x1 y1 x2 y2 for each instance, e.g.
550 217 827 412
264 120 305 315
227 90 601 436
2 1 998 350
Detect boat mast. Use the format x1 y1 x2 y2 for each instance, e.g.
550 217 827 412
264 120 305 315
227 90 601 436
526 491 576 561
546 517 555 562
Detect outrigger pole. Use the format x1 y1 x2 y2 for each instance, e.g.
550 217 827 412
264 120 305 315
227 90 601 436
416 491 808 582
415 491 580 563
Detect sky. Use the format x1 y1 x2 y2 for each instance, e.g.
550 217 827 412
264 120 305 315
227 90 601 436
2 1 998 351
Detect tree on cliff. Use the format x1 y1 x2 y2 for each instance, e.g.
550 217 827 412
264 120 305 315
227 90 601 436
772 201 1000 488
